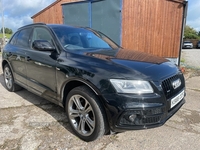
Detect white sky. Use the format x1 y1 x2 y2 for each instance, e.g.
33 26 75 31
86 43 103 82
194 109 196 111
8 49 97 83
0 0 199 32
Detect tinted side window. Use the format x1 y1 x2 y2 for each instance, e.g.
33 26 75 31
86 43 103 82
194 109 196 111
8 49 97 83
16 28 32 48
31 27 54 47
10 32 20 45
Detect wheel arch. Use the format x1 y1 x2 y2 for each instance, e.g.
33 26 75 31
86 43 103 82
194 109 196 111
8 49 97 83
2 60 14 77
2 60 9 70
62 79 110 136
61 79 102 108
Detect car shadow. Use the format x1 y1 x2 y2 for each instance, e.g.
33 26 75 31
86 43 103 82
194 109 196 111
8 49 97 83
0 73 76 136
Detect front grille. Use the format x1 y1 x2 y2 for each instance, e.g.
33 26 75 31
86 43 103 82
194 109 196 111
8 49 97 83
161 73 185 99
142 116 161 124
143 108 164 115
119 115 161 125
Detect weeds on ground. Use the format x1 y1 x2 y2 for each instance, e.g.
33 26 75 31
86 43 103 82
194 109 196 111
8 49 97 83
180 65 200 79
180 59 185 63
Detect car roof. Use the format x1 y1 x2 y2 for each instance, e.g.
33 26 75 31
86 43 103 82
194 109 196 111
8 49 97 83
18 23 46 30
18 23 90 31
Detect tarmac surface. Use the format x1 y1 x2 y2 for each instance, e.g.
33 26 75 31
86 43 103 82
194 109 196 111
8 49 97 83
0 50 200 150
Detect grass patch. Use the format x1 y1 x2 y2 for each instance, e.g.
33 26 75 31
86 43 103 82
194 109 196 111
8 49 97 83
0 33 12 39
180 58 185 63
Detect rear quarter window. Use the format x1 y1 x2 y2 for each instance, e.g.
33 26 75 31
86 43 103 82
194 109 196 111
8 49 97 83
10 32 19 45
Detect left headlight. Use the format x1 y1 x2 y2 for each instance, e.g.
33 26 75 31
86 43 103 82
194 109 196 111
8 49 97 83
110 79 153 94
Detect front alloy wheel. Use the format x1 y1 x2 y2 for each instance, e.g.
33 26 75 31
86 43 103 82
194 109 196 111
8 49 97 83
68 94 95 136
66 86 107 141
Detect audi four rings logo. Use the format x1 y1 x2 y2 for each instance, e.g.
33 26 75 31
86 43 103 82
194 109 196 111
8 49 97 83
172 79 181 89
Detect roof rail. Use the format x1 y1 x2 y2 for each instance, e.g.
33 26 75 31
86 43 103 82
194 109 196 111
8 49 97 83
18 23 46 30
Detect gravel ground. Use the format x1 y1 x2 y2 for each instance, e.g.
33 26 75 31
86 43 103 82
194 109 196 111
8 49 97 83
181 49 200 69
0 51 200 150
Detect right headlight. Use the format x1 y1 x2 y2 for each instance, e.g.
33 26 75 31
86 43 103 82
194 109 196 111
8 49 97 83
110 79 153 94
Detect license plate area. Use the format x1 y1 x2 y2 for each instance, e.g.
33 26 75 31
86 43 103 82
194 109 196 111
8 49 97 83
170 90 184 109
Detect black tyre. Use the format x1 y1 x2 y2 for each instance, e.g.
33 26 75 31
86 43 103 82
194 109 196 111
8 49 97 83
65 85 107 141
3 64 22 92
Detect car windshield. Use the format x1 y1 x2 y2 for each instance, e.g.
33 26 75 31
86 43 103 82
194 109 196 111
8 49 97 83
50 25 120 51
184 41 192 43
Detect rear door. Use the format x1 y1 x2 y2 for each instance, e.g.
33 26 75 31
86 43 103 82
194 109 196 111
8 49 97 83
5 28 32 87
25 26 58 101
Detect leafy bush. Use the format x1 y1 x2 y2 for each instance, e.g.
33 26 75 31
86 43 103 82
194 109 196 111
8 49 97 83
184 25 200 40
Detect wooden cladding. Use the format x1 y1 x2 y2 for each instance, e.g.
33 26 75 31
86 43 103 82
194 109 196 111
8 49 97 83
121 0 184 57
32 0 80 24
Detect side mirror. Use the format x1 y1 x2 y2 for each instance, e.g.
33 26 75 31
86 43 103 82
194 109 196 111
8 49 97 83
32 40 55 51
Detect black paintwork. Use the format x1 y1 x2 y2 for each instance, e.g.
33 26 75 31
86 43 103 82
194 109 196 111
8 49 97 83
2 23 185 131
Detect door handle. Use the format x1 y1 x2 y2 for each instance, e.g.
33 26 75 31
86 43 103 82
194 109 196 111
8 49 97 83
26 56 32 61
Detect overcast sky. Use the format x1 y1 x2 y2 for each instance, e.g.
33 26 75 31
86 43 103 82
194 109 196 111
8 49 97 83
0 0 199 32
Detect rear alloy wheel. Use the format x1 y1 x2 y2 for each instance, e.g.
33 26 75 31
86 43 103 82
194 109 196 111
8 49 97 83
3 64 22 92
66 86 107 141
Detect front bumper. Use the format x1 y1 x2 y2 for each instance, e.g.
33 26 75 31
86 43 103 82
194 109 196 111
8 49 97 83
102 89 185 132
115 98 185 131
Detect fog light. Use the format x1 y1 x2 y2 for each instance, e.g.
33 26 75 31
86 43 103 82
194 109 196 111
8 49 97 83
129 114 137 122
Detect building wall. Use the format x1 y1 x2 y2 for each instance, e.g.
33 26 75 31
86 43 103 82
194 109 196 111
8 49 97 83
121 0 184 57
32 0 81 24
32 0 185 58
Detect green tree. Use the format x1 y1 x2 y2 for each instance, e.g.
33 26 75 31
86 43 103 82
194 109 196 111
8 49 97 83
1 27 13 34
184 25 199 39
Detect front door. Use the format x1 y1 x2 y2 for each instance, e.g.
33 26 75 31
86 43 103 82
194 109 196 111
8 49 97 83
25 27 58 101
